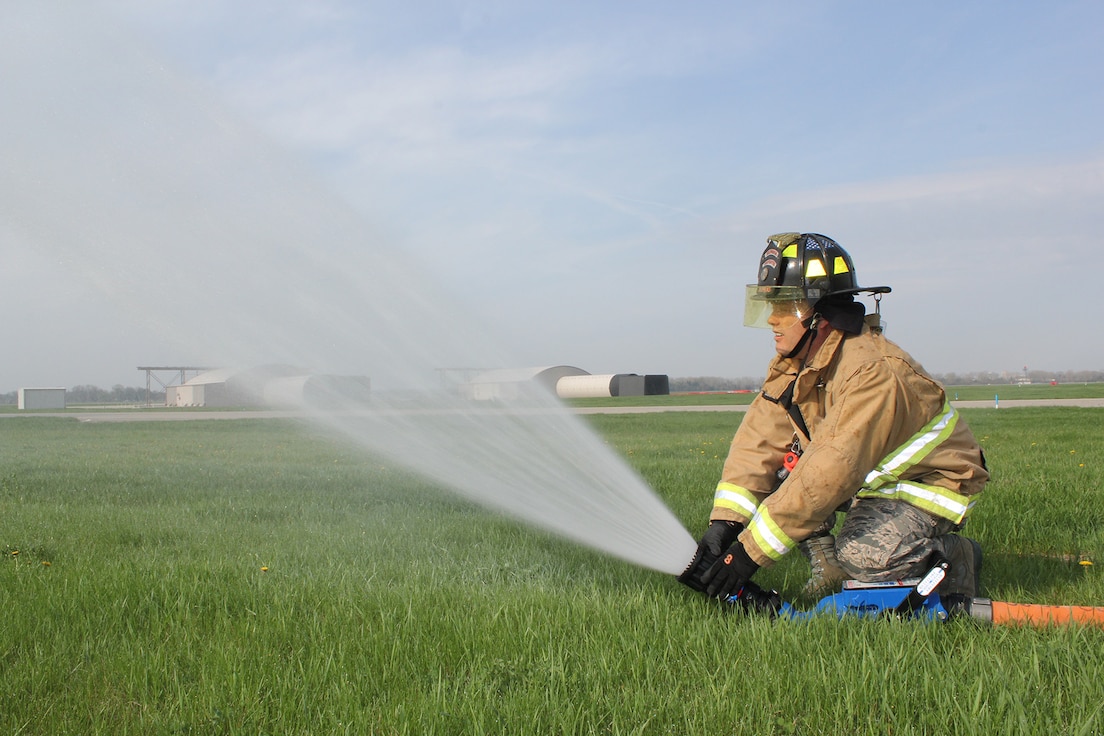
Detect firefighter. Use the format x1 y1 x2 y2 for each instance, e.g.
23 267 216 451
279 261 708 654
679 233 988 607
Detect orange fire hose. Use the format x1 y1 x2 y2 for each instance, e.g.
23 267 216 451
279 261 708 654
971 599 1104 627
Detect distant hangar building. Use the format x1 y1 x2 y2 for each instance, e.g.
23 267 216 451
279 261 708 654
166 366 370 408
556 373 670 398
167 368 248 407
460 366 669 401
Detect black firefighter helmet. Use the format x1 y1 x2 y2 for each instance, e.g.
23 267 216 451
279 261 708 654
744 233 891 329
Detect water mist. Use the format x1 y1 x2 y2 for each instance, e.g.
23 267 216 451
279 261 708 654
0 5 697 575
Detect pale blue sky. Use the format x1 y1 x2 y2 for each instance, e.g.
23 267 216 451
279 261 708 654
2 1 1102 391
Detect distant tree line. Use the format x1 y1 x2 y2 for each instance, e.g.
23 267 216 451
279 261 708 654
0 385 165 405
933 370 1104 386
670 376 763 392
67 385 164 404
671 370 1104 393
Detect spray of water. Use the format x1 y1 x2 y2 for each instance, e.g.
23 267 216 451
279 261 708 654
1 5 697 574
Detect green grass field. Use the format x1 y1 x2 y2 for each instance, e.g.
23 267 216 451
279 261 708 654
2 408 1103 735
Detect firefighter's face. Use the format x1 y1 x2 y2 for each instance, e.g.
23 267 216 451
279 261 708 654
766 300 812 356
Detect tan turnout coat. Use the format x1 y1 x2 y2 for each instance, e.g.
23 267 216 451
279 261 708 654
711 325 989 567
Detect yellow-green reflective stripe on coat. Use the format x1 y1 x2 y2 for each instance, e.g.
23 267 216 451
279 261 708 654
713 482 759 519
857 401 977 524
855 481 976 525
862 400 958 492
747 505 796 562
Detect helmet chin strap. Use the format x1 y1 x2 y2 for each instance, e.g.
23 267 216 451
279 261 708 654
782 314 820 360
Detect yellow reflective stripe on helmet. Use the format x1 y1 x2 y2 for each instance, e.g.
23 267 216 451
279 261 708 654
863 401 959 491
747 506 796 562
781 244 798 258
804 259 827 278
856 482 978 525
713 482 759 520
832 256 850 275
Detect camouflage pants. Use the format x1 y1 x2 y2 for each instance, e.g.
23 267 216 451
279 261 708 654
833 497 962 583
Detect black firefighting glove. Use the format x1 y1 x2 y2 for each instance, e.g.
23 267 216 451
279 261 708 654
677 520 743 593
700 542 760 599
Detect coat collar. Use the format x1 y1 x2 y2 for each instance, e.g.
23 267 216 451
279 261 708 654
762 327 849 393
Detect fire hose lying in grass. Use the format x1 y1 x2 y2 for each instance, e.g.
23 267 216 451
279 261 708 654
681 556 1104 628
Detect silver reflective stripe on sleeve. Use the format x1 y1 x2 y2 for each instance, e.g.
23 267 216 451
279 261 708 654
713 482 759 519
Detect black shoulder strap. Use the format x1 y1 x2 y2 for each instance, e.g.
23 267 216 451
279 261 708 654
762 380 811 442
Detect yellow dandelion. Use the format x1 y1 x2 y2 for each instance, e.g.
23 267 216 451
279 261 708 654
260 566 269 573
41 561 51 567
10 550 18 557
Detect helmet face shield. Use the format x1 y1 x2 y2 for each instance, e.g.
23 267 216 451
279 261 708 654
743 284 813 329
